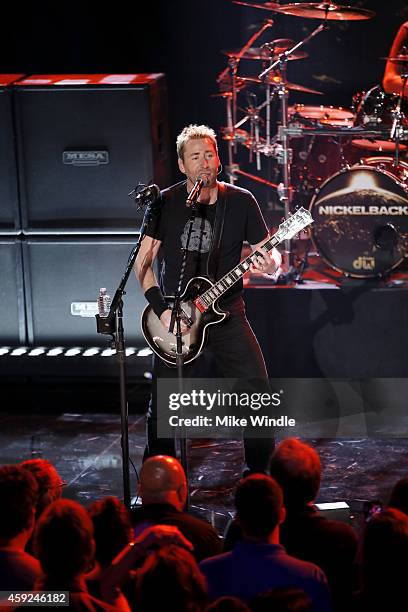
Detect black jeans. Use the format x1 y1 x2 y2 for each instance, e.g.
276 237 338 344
146 298 275 473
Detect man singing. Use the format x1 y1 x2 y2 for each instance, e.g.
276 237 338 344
135 124 281 474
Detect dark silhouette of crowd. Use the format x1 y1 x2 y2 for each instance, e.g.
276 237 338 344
0 441 407 611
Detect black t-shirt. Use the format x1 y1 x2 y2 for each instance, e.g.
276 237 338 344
145 181 268 303
131 502 222 562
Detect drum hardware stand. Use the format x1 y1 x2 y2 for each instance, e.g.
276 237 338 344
246 92 263 169
330 134 351 171
216 64 237 177
258 21 328 281
293 238 312 283
390 72 408 167
220 19 274 183
265 66 272 148
338 136 351 170
225 163 279 190
227 77 237 182
234 94 277 143
231 57 239 158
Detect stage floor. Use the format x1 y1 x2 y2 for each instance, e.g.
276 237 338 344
1 411 406 535
2 254 408 532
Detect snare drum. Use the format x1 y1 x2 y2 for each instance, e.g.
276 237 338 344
289 104 354 127
309 158 408 277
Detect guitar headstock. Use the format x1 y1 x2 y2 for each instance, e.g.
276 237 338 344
274 207 313 243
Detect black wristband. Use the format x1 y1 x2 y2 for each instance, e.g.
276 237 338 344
144 286 168 319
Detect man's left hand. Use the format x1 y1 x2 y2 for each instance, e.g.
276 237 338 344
251 248 282 276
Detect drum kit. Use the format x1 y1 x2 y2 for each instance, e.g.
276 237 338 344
217 2 408 279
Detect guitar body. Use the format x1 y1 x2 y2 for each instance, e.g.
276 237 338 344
141 276 228 367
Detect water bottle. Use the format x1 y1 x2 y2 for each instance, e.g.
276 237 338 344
97 287 111 318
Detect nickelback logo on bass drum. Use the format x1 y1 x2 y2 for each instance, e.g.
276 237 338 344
310 160 408 278
318 205 408 215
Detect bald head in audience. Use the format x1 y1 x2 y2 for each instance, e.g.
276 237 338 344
139 456 187 511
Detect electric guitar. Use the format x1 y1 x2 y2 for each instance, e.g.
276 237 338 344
141 207 313 366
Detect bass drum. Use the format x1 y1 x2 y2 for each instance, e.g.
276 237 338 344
309 159 408 277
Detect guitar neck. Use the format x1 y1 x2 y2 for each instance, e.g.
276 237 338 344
196 233 280 310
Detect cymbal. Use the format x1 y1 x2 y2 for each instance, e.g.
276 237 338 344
241 75 323 95
223 42 308 62
274 3 375 21
211 77 249 97
381 56 408 64
232 1 280 11
211 91 235 98
351 139 407 153
221 127 266 149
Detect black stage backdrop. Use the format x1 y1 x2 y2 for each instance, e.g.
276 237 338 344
1 0 407 181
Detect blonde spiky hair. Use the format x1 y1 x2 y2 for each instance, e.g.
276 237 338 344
176 124 218 160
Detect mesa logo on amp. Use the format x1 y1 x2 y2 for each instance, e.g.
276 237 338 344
62 150 110 166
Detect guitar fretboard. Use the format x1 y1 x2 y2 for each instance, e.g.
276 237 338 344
195 233 279 311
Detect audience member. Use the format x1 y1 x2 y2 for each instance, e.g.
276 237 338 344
0 450 401 612
252 587 312 612
133 544 208 611
225 439 357 610
388 476 408 516
33 499 120 611
268 439 358 609
86 496 133 607
88 496 132 569
20 458 65 520
0 465 41 590
131 455 222 561
200 475 332 611
352 507 408 611
99 523 193 602
206 596 250 611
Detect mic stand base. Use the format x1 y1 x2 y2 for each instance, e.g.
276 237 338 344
116 299 130 510
95 304 131 509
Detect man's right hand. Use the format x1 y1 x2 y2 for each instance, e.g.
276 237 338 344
160 308 189 334
136 524 193 553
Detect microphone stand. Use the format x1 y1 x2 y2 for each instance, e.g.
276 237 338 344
168 193 199 511
95 197 160 510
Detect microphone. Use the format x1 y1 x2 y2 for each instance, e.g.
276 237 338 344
186 176 207 207
128 183 160 209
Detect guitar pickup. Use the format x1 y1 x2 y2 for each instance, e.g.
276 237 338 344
180 308 193 327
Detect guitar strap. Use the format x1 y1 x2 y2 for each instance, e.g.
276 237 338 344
206 181 227 281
